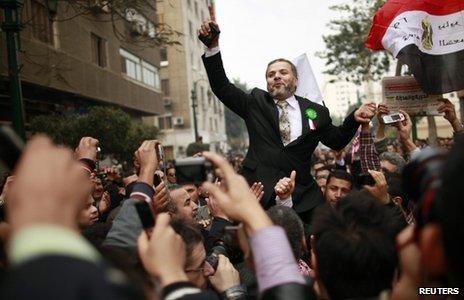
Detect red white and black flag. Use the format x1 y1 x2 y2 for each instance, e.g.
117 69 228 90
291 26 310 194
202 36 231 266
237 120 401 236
365 0 464 95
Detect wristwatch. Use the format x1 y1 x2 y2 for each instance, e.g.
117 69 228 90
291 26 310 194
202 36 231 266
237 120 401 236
221 285 246 300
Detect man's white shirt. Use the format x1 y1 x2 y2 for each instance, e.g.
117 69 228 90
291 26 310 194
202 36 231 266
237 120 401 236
274 96 302 144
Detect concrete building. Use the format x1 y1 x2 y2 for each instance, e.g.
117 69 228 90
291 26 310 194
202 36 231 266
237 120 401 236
1 0 163 123
322 75 360 118
154 0 227 159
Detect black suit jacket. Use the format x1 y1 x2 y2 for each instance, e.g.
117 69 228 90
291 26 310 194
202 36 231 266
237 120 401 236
203 52 360 213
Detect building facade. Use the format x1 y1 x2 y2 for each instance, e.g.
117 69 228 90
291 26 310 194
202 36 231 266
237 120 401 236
154 0 227 159
1 0 164 124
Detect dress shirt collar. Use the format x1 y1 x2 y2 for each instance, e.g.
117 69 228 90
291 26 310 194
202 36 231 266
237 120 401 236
274 95 298 110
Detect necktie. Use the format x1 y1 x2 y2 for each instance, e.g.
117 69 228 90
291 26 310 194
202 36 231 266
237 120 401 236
276 100 291 145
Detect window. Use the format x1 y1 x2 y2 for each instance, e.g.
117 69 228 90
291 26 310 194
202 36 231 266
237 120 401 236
158 115 173 130
214 119 218 132
160 48 168 67
161 79 170 96
120 48 160 89
31 0 53 44
188 0 191 8
91 33 107 67
194 1 199 17
160 48 168 62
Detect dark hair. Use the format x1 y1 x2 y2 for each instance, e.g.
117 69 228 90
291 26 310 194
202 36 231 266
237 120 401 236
311 190 404 299
326 170 353 188
170 218 204 268
385 173 409 211
439 134 464 289
266 206 305 259
266 58 298 79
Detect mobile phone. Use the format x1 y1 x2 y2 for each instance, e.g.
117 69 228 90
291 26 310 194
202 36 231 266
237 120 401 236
153 173 162 187
198 22 220 47
174 157 214 185
382 113 405 124
357 173 376 186
156 144 164 163
0 126 25 171
135 201 155 229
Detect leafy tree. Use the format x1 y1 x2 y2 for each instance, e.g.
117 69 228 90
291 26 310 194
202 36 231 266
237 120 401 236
317 0 391 84
28 106 158 162
224 78 249 152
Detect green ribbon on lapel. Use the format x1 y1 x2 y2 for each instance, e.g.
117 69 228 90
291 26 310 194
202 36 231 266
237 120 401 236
304 108 318 120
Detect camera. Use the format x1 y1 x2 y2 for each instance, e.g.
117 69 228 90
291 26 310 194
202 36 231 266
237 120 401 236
205 225 243 272
174 157 214 185
382 112 405 124
0 126 24 172
402 148 447 227
357 172 376 186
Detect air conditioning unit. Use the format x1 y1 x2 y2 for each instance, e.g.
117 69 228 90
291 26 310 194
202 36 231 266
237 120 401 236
130 22 145 36
173 117 184 126
163 99 172 107
89 0 109 13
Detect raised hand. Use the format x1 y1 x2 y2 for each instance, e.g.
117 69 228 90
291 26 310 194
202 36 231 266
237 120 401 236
8 136 92 232
354 102 376 124
75 137 99 161
137 213 188 286
98 191 111 214
250 182 264 202
198 5 220 48
274 171 296 200
438 98 462 132
201 152 272 233
363 170 389 205
208 255 241 293
134 140 159 186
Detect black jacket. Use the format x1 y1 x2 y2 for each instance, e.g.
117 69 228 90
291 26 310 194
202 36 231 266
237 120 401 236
203 53 360 213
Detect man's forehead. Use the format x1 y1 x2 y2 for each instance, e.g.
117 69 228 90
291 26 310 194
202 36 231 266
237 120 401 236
267 61 293 72
171 188 190 201
328 178 351 188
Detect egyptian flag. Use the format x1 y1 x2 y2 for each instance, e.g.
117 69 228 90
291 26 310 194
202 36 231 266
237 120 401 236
365 0 464 95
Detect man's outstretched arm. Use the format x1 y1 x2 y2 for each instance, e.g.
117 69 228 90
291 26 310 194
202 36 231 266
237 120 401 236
320 103 376 150
199 16 251 119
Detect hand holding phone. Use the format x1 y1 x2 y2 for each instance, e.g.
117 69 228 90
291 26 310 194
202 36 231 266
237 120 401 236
382 113 405 124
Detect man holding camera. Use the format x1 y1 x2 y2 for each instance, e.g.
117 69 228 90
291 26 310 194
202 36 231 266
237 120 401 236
199 10 375 223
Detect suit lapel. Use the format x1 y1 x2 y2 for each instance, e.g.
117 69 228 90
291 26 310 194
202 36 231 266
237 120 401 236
285 96 314 148
264 93 282 143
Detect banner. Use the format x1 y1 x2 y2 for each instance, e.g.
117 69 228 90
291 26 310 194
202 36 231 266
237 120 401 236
366 0 464 95
382 76 443 116
292 53 324 105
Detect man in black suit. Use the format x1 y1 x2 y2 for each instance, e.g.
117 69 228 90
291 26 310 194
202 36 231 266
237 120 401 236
199 16 376 223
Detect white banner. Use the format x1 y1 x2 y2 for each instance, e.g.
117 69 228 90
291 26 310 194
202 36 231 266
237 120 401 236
292 53 324 105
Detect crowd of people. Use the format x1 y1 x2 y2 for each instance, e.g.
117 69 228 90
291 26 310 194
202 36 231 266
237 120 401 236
0 11 463 300
0 98 462 299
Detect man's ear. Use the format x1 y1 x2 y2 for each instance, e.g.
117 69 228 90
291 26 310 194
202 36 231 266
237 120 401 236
392 196 402 206
419 224 447 276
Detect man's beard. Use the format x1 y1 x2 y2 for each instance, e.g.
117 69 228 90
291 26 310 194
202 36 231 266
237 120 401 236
268 83 296 100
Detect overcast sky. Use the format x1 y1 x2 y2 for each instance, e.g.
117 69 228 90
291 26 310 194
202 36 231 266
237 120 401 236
214 0 347 90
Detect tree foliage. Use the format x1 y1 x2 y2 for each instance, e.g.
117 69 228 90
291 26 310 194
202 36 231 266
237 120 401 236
28 106 158 162
317 0 391 84
224 78 249 152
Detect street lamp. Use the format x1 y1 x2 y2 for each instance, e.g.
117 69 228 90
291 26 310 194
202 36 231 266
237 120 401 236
1 0 25 140
190 77 207 143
